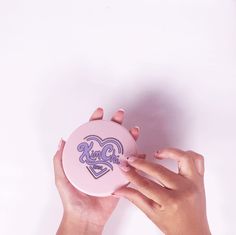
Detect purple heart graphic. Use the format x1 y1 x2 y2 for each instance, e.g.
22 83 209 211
77 135 124 179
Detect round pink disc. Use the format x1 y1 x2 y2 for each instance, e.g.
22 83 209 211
62 120 138 197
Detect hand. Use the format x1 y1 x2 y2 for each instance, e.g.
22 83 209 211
53 107 140 235
113 148 211 235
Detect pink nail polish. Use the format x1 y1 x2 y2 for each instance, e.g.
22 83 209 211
127 156 138 163
119 164 131 172
111 193 120 198
124 154 135 159
118 108 125 112
154 151 163 159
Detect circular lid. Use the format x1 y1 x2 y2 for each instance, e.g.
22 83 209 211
62 120 138 197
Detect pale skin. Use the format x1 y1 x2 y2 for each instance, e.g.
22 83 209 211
54 107 211 235
54 107 140 235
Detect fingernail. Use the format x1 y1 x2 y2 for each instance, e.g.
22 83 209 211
118 108 125 112
127 156 139 163
111 193 120 198
119 164 131 172
97 107 103 111
125 154 146 160
154 150 162 159
134 126 140 131
124 154 135 159
57 138 63 151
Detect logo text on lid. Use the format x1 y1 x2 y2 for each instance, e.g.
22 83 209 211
77 135 124 179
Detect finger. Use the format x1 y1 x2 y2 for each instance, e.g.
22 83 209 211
111 108 125 124
53 139 68 184
89 107 104 121
129 126 140 141
118 165 170 205
126 157 182 189
113 187 159 218
123 153 146 165
155 148 197 178
186 150 205 176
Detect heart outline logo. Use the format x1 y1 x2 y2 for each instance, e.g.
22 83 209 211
77 135 124 179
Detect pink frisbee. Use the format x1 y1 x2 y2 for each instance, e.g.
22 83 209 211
62 120 138 197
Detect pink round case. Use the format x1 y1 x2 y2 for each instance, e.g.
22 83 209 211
62 120 138 197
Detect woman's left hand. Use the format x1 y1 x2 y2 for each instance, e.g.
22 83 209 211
54 107 140 235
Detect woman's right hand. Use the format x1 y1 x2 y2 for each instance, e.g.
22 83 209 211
113 148 211 235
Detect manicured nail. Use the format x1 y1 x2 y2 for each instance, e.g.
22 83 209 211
111 193 120 198
125 154 146 160
127 156 139 163
124 154 135 159
154 150 162 159
119 164 131 172
57 138 63 151
118 108 125 112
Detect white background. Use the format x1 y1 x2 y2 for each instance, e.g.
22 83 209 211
0 0 236 234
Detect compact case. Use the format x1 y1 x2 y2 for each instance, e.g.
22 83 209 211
62 120 138 197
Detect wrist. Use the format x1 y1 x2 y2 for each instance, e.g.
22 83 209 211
57 212 104 235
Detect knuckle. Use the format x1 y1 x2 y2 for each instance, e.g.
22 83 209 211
184 183 199 201
186 150 204 161
166 195 180 211
196 154 204 161
171 200 180 212
183 151 192 159
167 193 177 203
